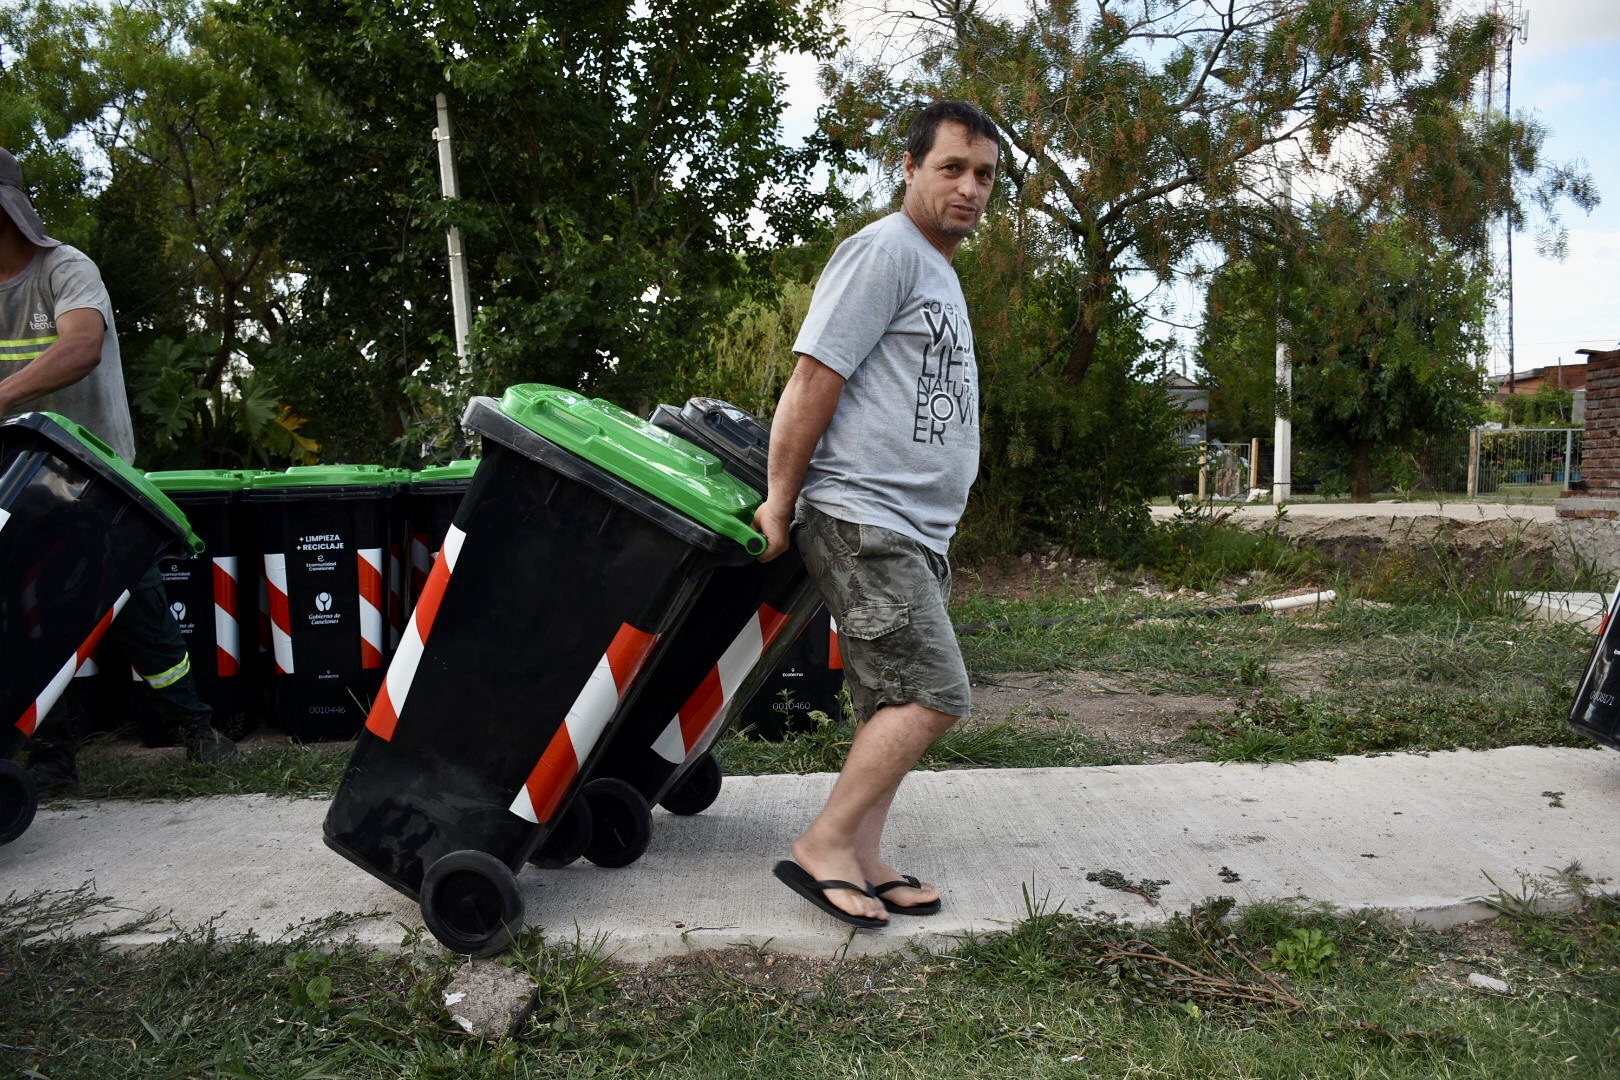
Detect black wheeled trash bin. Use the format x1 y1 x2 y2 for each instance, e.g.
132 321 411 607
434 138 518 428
1569 585 1620 750
246 465 403 741
406 460 479 612
564 397 832 833
146 469 256 739
0 412 201 843
734 608 844 741
322 385 765 956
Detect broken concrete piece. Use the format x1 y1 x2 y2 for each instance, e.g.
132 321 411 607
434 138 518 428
443 962 539 1039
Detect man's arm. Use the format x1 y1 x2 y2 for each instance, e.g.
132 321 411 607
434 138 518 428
0 306 105 416
752 353 846 563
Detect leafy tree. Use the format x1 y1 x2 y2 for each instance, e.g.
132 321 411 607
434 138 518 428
953 207 1186 557
1495 381 1575 428
224 0 840 461
2 0 291 383
819 0 1596 392
1202 207 1489 500
125 337 319 469
687 278 817 418
1 0 314 468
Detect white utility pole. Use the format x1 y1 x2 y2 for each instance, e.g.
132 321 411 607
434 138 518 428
434 94 473 371
1272 161 1293 506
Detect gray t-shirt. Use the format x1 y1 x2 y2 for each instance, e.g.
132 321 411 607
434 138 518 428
792 212 980 552
0 244 135 462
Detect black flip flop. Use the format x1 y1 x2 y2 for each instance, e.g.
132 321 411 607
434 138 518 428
871 875 942 916
772 860 887 928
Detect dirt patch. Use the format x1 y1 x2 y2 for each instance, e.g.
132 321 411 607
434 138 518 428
953 553 1122 603
948 510 1563 758
607 947 900 1013
966 671 1224 762
1275 515 1564 576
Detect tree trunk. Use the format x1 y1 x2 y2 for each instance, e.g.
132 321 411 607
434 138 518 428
1350 442 1374 502
1060 271 1109 388
204 280 240 393
1062 321 1099 388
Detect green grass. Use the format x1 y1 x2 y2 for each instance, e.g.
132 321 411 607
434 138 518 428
69 735 352 800
39 513 1610 789
4 882 1616 1079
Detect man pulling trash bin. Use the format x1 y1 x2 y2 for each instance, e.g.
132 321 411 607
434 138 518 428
751 101 999 927
0 146 237 790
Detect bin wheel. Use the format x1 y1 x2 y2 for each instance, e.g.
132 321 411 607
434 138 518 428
419 850 523 956
0 760 37 846
581 778 653 869
528 796 594 869
659 754 723 817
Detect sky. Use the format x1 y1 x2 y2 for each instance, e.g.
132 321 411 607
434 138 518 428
1493 0 1620 380
777 0 1620 382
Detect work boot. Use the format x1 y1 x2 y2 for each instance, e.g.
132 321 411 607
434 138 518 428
186 726 240 764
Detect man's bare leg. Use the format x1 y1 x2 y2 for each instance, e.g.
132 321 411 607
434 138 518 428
851 780 940 910
789 701 957 922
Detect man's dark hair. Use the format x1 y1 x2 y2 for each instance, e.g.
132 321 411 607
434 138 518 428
905 101 1001 164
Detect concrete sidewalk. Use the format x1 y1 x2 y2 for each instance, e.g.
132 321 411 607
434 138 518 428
4 746 1617 960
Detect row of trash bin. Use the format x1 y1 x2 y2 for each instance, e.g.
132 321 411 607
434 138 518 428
132 459 479 745
2 393 842 880
15 410 843 752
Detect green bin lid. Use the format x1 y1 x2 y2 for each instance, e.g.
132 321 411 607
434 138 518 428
497 384 765 555
147 469 254 492
30 412 203 553
247 464 406 489
412 460 479 484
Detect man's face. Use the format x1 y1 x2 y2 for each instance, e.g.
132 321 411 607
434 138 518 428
902 120 999 251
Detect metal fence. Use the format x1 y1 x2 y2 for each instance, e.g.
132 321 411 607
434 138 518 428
1183 427 1584 502
1471 427 1584 497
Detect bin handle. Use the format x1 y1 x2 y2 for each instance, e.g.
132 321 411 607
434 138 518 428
72 423 119 461
537 399 605 443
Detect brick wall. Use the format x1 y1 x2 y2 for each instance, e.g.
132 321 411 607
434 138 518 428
1578 349 1620 495
1559 349 1620 529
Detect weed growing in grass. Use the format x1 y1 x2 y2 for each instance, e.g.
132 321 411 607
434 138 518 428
715 709 852 775
1481 865 1620 980
1269 927 1339 980
1191 683 1588 763
1344 517 1603 618
74 735 351 799
1119 509 1325 592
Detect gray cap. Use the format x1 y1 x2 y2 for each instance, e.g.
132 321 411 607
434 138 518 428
0 148 62 249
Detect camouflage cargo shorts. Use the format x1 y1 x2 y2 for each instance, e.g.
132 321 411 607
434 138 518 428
794 502 970 723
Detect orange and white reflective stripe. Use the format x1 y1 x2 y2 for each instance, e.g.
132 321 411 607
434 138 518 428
264 553 294 674
365 525 464 742
652 604 791 765
510 623 659 824
15 590 130 738
357 547 385 670
213 555 240 677
409 532 434 601
828 615 843 671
